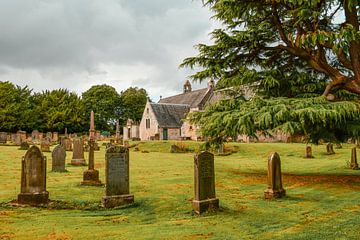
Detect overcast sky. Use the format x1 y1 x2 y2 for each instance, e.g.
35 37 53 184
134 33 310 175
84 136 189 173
0 0 216 101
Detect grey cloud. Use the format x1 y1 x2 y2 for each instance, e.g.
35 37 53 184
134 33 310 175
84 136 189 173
0 0 213 98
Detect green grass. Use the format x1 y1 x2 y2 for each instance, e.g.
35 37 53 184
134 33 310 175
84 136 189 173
1 142 360 239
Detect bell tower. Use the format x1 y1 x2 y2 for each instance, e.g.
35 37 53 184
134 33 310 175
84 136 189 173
183 80 192 93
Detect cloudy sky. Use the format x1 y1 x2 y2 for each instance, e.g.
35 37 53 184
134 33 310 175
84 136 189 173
0 0 216 101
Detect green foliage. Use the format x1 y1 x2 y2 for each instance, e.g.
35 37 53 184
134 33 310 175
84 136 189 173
82 84 122 131
30 89 86 133
0 81 32 132
120 87 148 124
182 0 360 144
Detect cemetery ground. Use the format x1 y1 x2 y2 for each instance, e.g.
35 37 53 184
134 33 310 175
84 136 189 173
1 142 360 239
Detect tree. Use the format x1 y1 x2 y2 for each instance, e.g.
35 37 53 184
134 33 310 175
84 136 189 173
0 81 33 132
30 89 86 133
120 87 148 124
82 84 122 131
181 0 360 143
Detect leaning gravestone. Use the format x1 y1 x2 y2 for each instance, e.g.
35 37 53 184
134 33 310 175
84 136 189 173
19 142 30 150
18 146 49 205
40 139 51 152
326 143 335 155
192 151 219 214
102 145 134 208
350 147 359 170
52 145 67 172
0 132 7 144
71 138 86 165
305 146 313 158
264 152 286 199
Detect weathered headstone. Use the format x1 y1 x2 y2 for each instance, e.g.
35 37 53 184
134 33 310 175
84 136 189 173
61 137 72 151
264 152 286 199
305 146 313 158
192 151 219 214
18 131 27 142
52 132 59 143
326 143 335 155
102 145 134 208
350 147 359 170
52 144 67 172
31 130 40 143
19 142 30 150
14 133 21 146
0 132 7 144
17 146 49 205
40 139 51 152
71 138 86 165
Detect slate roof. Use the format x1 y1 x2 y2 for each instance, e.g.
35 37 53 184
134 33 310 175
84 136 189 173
158 88 210 109
150 103 190 128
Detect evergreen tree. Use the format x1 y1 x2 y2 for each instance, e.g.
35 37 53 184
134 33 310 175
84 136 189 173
181 0 360 143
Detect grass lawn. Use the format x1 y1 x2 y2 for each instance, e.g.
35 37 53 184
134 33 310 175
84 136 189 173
1 141 360 239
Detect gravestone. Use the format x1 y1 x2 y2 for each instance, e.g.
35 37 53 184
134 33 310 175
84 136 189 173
40 139 51 152
102 145 134 208
52 144 67 172
350 147 359 170
0 132 7 144
71 138 86 165
46 132 52 140
31 130 40 143
52 132 59 143
305 146 313 158
17 146 49 205
18 131 27 142
19 142 30 150
326 143 335 155
14 134 21 145
61 137 72 151
192 151 219 214
335 143 342 149
264 152 286 199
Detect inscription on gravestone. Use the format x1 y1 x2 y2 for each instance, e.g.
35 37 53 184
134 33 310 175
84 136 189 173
192 151 219 214
102 146 134 208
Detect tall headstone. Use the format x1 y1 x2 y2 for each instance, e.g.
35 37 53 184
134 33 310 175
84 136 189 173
71 138 86 165
350 147 359 170
0 132 7 144
305 146 313 158
326 143 335 155
264 152 286 199
40 139 51 152
17 146 49 205
82 111 102 185
52 144 67 172
192 151 219 214
102 145 134 208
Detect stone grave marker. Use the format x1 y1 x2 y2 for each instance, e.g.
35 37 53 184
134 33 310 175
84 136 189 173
52 132 59 143
305 146 313 158
61 137 72 151
192 151 219 214
40 139 51 152
264 152 286 199
18 146 49 205
326 143 335 155
102 145 134 208
0 132 7 144
350 147 359 170
31 130 40 143
52 144 67 172
19 141 30 150
71 138 86 165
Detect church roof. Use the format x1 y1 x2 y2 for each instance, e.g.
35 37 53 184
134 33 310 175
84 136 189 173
158 88 210 109
150 103 190 128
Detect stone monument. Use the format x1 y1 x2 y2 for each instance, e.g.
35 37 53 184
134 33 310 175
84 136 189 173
305 146 313 158
81 111 102 185
52 144 67 172
264 152 286 199
326 143 335 155
102 145 134 208
0 132 7 144
350 147 359 170
192 151 219 214
18 146 49 205
71 138 86 165
40 139 51 152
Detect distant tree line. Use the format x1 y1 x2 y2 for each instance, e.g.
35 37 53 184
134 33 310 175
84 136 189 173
0 81 148 133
